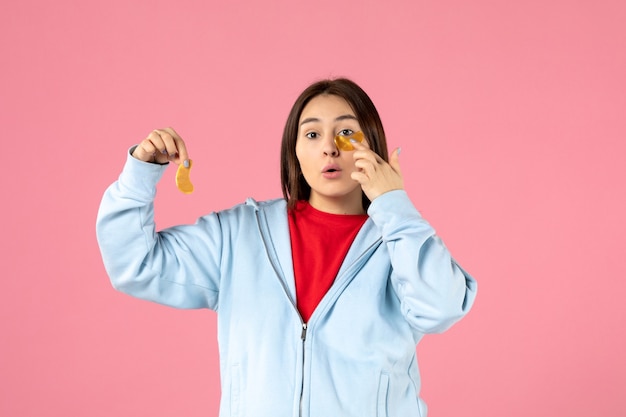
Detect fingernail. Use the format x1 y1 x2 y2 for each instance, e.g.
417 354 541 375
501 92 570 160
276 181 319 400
183 160 190 168
350 139 357 143
161 149 168 154
397 147 402 156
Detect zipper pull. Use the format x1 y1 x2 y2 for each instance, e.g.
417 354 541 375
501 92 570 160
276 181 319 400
301 323 308 341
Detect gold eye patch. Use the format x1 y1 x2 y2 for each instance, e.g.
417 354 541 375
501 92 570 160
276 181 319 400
334 131 364 151
176 160 194 194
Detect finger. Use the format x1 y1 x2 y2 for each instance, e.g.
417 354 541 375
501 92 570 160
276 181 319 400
162 127 180 138
154 128 179 158
133 137 162 163
389 147 402 174
354 158 377 175
349 139 371 151
354 152 383 175
173 135 190 165
159 127 191 165
350 171 368 184
352 145 378 157
351 141 384 163
144 130 166 154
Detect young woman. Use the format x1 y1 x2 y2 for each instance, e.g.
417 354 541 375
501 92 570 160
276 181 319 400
96 78 477 417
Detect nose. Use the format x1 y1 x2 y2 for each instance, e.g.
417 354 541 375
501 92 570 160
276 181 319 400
322 135 339 157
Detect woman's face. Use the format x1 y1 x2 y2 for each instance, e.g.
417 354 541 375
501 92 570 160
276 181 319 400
296 94 366 214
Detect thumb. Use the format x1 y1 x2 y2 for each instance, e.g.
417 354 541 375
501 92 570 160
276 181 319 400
389 147 402 173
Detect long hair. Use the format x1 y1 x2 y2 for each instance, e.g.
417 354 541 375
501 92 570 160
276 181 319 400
280 78 388 210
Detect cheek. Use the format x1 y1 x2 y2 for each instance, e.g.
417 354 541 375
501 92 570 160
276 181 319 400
295 149 312 180
295 145 305 168
295 142 314 167
342 153 358 171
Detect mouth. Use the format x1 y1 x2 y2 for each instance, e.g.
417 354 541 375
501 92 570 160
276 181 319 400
322 164 342 179
322 164 341 173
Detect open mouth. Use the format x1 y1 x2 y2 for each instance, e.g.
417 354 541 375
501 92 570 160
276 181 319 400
322 166 342 178
322 164 341 173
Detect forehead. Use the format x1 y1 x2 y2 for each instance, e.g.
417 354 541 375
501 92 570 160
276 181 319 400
299 94 356 122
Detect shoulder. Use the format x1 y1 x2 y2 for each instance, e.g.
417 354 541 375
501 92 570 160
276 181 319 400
244 197 287 211
216 197 287 219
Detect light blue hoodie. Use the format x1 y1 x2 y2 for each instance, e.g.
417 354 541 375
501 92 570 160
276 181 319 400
96 152 478 417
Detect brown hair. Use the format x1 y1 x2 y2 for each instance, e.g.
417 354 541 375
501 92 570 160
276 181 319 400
280 78 389 210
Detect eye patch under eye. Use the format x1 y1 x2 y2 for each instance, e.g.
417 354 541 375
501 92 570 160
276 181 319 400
334 131 364 151
176 160 194 194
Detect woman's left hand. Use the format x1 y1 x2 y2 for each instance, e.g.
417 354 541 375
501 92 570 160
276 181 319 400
350 141 404 202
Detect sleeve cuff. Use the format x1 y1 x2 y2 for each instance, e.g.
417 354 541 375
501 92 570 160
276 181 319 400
117 146 169 200
367 190 436 236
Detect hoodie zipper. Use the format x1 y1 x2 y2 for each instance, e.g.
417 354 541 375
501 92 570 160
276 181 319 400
300 322 307 417
255 208 382 417
255 211 309 417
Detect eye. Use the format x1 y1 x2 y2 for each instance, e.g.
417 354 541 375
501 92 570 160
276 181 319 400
338 129 354 137
305 132 319 139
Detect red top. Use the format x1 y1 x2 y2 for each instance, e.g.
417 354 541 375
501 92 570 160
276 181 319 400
288 200 368 322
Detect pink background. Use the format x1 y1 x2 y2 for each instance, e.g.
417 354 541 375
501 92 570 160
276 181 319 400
1 0 625 416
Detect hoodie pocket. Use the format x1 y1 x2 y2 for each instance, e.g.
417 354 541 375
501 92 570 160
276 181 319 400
377 372 389 417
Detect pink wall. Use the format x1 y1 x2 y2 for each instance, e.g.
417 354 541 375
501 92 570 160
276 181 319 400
1 0 625 416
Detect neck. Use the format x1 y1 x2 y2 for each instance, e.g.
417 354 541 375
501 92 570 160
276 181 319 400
308 192 365 215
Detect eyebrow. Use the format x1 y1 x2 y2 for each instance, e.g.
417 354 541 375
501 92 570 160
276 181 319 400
299 114 358 127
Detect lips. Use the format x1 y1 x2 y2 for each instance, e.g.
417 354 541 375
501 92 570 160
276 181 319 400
322 164 341 173
322 164 342 179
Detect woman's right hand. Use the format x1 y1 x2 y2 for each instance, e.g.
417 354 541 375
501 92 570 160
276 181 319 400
132 127 190 166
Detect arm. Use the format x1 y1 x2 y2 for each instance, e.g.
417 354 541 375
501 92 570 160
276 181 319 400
368 190 477 334
96 130 222 310
351 141 477 333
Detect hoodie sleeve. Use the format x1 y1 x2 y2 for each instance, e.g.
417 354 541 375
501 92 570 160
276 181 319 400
96 150 222 310
367 190 477 334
